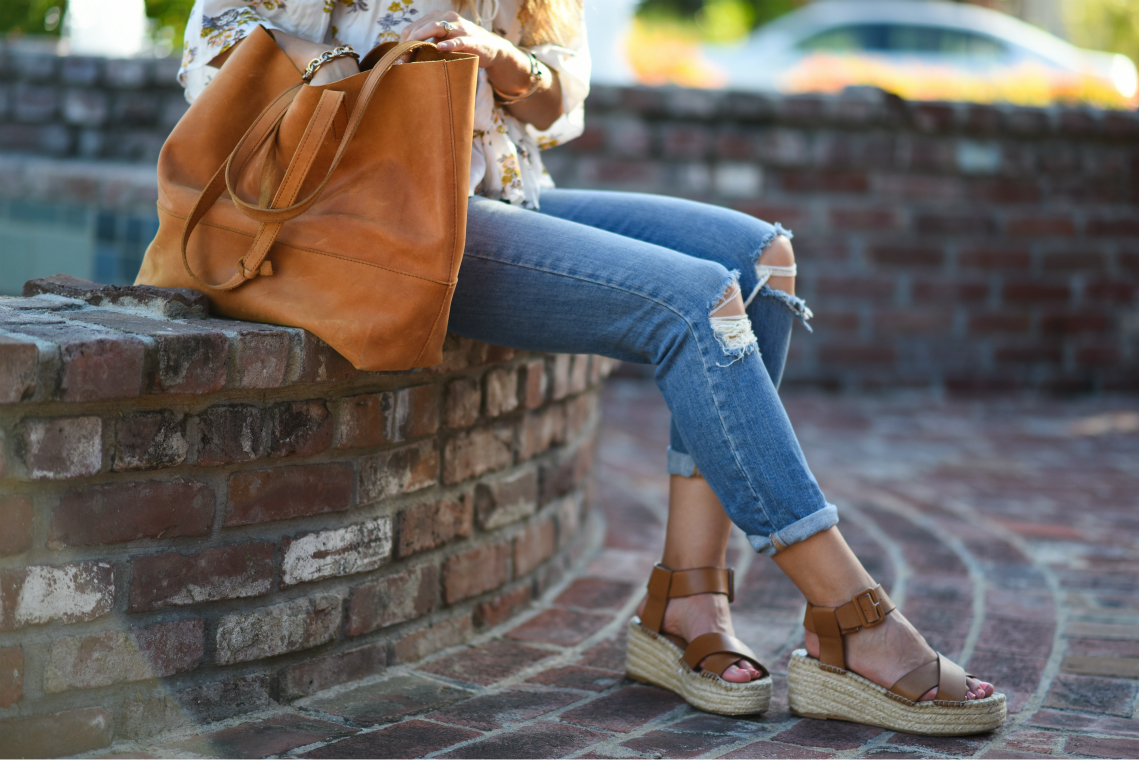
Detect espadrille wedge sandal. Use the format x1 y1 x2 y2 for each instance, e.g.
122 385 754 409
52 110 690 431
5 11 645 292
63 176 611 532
626 564 771 716
787 584 1006 736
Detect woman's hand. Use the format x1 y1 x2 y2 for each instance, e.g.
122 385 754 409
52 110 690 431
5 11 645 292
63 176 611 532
399 10 564 131
399 10 511 69
270 29 360 85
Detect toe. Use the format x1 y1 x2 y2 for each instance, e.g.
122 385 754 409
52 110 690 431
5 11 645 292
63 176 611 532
720 663 753 683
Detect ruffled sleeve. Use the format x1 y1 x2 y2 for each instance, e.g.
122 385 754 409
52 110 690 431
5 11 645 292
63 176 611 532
526 11 590 150
178 0 332 102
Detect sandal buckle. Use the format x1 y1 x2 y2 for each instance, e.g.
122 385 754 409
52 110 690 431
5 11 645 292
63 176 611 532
727 568 734 603
853 588 884 627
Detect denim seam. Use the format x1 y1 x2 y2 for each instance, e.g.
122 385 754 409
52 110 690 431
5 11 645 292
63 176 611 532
464 252 775 529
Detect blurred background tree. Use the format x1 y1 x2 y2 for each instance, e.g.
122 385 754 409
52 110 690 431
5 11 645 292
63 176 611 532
1 0 194 53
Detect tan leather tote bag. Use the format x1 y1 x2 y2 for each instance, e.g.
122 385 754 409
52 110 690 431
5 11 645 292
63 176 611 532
136 27 479 371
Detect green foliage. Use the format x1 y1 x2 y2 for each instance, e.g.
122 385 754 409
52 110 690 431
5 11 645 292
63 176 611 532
1 0 66 37
144 0 196 52
1065 0 1139 65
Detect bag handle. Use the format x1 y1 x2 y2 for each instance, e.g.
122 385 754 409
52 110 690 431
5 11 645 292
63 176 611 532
181 40 435 292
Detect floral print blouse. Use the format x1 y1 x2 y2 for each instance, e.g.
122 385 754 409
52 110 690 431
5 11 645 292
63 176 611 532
179 0 590 208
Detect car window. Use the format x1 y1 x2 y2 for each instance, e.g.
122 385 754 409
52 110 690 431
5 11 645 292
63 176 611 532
798 24 1005 56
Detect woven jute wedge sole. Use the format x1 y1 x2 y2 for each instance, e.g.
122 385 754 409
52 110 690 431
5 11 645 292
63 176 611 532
787 650 1006 736
626 619 772 716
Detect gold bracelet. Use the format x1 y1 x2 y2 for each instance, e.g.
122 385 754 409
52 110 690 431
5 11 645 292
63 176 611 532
491 50 545 104
301 45 360 83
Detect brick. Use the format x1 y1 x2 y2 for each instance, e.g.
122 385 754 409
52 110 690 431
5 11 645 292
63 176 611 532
887 734 985 756
518 406 566 460
1085 279 1139 303
7 320 148 402
173 713 356 759
0 561 114 630
444 377 481 428
828 207 900 230
561 685 684 732
958 246 1031 271
348 563 438 636
66 310 228 393
443 541 510 604
45 619 204 692
0 708 112 758
60 56 102 85
476 468 539 530
1066 737 1139 759
873 308 954 334
23 276 209 319
661 124 708 159
514 517 557 577
521 359 547 408
278 643 387 700
113 410 188 471
1007 214 1075 237
550 354 572 399
475 584 533 628
1003 282 1072 303
558 491 586 548
0 495 33 556
14 83 57 122
443 425 513 484
196 404 265 465
1088 216 1139 237
421 639 554 685
1041 249 1109 273
430 686 582 731
867 243 944 268
23 415 102 479
1041 311 1110 335
508 607 610 647
283 516 392 587
556 578 636 610
224 323 289 388
1028 708 1139 738
130 542 273 612
226 463 354 526
62 88 108 125
359 440 438 503
814 274 895 299
772 720 883 750
623 728 738 758
0 333 38 403
52 479 213 547
302 673 472 725
104 58 150 87
0 645 22 708
526 665 621 692
391 615 473 664
782 171 869 194
485 367 519 416
397 493 473 557
304 719 478 759
1043 672 1137 716
912 278 989 302
968 312 1032 334
119 674 270 740
295 330 358 383
914 211 996 235
818 344 896 365
215 592 344 665
565 393 597 438
338 385 438 448
269 399 333 457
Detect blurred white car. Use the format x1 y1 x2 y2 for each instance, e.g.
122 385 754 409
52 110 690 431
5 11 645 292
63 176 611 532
682 0 1139 109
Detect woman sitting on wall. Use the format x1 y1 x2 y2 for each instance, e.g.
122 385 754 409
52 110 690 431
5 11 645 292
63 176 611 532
177 0 1003 735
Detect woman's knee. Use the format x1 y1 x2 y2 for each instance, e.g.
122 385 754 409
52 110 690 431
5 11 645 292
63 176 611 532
758 234 796 296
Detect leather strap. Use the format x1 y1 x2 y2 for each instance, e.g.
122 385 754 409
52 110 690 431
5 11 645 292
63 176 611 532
180 39 433 292
641 564 734 634
889 653 969 703
682 632 768 678
802 584 896 670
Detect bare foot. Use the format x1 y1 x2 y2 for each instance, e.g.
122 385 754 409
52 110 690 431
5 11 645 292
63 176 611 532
804 612 995 701
636 592 763 684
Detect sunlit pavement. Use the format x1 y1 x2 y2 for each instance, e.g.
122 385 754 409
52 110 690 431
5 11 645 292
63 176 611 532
97 378 1139 759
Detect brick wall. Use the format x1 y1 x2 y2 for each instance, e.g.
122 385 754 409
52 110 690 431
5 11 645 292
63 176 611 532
1 41 1136 391
0 275 609 755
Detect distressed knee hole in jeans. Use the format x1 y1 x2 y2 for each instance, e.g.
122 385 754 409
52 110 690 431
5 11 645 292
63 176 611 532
709 276 759 367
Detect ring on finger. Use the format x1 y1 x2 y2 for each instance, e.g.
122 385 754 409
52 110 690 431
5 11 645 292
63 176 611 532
440 20 455 33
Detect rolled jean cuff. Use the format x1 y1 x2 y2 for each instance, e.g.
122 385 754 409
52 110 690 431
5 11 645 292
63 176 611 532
666 446 698 477
748 503 839 557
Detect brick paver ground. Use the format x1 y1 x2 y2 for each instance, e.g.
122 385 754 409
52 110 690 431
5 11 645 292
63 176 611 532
91 379 1139 759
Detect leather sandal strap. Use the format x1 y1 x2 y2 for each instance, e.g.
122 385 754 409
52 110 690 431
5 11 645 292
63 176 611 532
889 653 968 703
682 632 767 677
802 584 896 670
641 564 734 634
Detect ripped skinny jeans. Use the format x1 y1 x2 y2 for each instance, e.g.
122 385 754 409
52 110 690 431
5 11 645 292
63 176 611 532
449 190 838 556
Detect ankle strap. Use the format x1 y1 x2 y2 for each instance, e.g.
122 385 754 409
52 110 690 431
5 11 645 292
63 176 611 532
802 584 896 670
641 564 734 633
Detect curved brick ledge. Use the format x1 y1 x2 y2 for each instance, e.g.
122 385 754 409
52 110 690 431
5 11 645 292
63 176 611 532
0 275 613 754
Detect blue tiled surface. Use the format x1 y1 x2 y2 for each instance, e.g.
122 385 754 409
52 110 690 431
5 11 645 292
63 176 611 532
0 199 158 295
